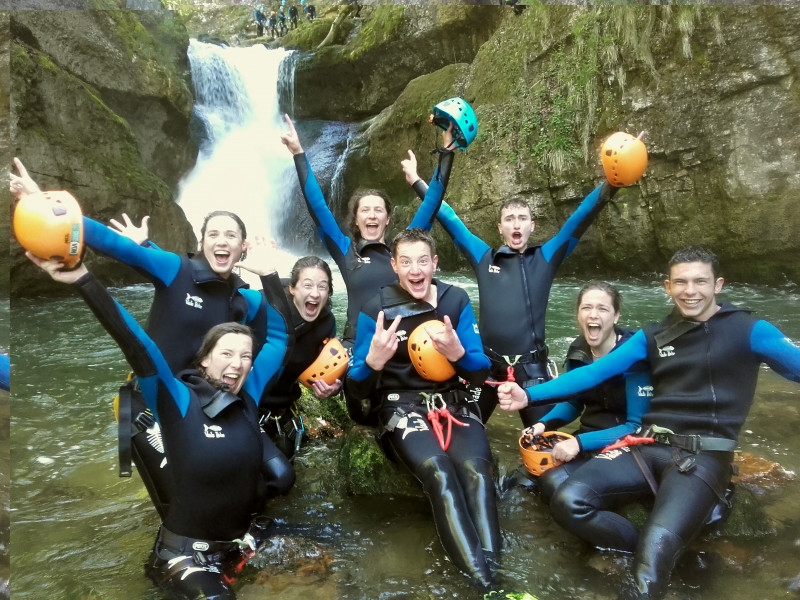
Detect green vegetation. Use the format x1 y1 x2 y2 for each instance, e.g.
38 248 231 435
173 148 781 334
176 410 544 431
346 5 404 61
471 6 721 179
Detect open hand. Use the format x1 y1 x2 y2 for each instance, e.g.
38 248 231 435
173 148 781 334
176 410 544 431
109 213 150 245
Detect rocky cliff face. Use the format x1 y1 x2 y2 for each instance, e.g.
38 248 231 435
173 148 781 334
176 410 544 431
9 9 197 294
296 5 800 283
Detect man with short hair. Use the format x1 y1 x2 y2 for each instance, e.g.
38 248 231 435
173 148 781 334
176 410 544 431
498 245 800 599
345 227 500 588
403 154 618 426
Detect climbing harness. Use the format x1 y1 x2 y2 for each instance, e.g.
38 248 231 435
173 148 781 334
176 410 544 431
422 392 469 451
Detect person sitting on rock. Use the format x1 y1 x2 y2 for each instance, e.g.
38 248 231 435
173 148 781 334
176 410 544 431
345 228 500 589
498 245 800 600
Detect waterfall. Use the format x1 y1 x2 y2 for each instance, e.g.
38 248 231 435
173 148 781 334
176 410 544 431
179 40 296 243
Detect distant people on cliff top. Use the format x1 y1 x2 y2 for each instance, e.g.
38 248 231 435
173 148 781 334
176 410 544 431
253 4 266 37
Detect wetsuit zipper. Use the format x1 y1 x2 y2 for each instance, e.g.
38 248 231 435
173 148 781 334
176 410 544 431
704 321 718 432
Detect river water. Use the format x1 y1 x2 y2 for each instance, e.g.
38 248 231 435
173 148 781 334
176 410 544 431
9 274 800 600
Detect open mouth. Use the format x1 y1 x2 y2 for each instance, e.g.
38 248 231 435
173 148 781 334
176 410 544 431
304 300 319 318
511 232 523 245
364 224 380 237
585 322 603 341
407 276 427 295
213 250 231 266
222 373 240 388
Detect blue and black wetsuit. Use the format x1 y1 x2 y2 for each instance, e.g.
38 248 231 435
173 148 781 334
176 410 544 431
293 151 453 345
258 287 337 459
71 270 294 599
411 179 616 426
83 217 267 517
520 303 800 599
534 327 652 501
346 280 500 588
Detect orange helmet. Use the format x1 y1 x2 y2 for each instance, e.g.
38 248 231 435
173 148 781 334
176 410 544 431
408 320 456 382
298 337 349 388
601 132 648 187
13 191 84 268
519 431 575 477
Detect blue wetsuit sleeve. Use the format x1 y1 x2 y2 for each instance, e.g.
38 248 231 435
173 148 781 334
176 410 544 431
576 370 651 452
452 301 490 385
525 329 648 405
539 401 582 429
344 311 380 399
750 320 800 383
243 272 294 402
0 354 9 391
436 201 491 269
540 182 615 264
83 217 181 287
408 151 453 231
410 169 490 268
73 272 188 420
293 153 351 261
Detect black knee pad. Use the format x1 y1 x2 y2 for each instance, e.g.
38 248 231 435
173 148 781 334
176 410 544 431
263 454 296 496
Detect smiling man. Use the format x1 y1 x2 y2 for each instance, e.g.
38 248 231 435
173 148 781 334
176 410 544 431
345 228 500 588
403 155 618 426
497 245 800 599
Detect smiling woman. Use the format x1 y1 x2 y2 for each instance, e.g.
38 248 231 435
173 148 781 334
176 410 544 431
199 211 249 278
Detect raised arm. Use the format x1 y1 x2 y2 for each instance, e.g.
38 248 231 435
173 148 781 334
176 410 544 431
281 114 351 263
540 181 617 265
83 217 182 287
28 255 188 421
402 150 489 268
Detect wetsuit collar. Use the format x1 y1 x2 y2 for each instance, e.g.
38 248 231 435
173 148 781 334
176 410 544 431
494 244 539 256
355 238 391 255
189 254 250 290
654 303 749 348
379 278 453 321
182 371 245 418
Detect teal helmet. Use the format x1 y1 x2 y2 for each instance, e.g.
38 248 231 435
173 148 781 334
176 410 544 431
431 97 477 149
257 4 263 10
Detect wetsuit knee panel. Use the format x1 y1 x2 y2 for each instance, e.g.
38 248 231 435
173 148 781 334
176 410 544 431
263 454 295 496
549 480 599 523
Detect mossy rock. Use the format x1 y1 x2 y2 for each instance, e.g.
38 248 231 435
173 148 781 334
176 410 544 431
619 484 775 540
335 426 420 498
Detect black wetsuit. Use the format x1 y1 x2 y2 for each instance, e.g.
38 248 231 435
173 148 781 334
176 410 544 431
293 151 452 345
82 217 270 519
522 303 800 599
536 328 651 502
346 280 499 587
288 5 298 28
72 271 294 599
258 288 336 459
411 180 616 426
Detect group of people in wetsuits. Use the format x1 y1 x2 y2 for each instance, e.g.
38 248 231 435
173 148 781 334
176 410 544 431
11 98 800 600
253 2 306 38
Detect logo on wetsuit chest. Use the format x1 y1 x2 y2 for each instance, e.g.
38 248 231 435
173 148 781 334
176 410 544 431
204 424 225 439
185 293 204 309
638 385 654 397
358 256 371 265
488 265 500 274
657 345 675 358
396 329 408 342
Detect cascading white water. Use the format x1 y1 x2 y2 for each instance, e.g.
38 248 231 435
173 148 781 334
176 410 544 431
179 40 296 243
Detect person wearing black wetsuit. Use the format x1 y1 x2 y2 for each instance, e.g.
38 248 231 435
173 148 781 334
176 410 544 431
259 256 339 460
280 115 454 347
10 160 278 521
288 4 298 28
346 229 499 589
403 153 617 427
527 282 651 502
29 254 294 600
498 247 800 600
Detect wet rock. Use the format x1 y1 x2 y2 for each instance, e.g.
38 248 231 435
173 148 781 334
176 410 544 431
733 451 795 489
